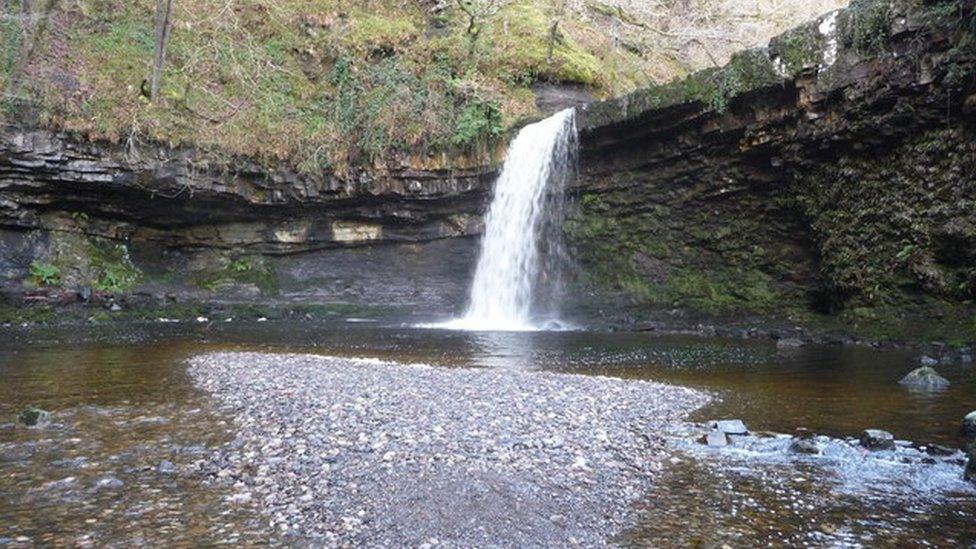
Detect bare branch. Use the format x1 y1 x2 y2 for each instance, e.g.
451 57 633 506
151 0 175 101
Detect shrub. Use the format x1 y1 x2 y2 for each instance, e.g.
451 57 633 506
453 100 503 147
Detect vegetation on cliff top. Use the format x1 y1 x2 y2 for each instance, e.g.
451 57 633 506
0 0 844 174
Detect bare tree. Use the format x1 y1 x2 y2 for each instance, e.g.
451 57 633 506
454 0 508 53
150 0 174 101
546 0 570 64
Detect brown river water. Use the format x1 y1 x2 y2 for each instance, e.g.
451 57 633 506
1 320 974 546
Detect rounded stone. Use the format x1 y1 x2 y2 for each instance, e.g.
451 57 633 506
860 429 895 451
788 438 821 455
962 411 976 439
898 367 950 391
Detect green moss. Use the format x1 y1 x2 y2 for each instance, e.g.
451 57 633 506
790 128 976 305
486 1 604 87
769 23 824 73
829 301 976 346
708 49 782 111
343 13 419 53
611 45 782 116
566 191 788 315
0 305 57 324
11 0 659 170
89 242 142 293
194 256 279 295
630 268 780 314
841 0 897 54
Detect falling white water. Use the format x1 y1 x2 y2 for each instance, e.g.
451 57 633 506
438 108 577 331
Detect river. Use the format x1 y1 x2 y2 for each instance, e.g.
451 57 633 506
1 320 974 545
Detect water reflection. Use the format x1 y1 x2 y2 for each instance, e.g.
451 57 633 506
4 321 972 445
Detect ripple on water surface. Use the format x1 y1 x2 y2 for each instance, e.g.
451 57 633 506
628 446 976 547
0 334 270 545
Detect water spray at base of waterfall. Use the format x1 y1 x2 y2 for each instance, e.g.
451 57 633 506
423 108 578 332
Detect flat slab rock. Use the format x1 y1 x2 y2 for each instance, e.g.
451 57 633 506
188 352 709 547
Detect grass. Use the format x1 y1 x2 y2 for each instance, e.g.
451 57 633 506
3 0 853 169
4 0 651 173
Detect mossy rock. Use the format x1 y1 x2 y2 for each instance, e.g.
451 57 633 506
18 406 51 427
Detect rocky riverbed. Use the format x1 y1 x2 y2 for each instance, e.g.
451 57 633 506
187 352 710 547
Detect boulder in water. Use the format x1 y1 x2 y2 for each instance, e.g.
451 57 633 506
708 419 748 436
860 429 895 451
789 438 821 455
18 406 51 427
700 430 730 447
963 411 976 439
919 355 939 366
898 367 950 391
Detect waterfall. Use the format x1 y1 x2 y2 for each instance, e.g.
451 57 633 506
440 108 578 331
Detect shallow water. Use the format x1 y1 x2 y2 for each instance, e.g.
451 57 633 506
1 320 974 545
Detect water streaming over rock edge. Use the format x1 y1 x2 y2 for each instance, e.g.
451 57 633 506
437 108 578 332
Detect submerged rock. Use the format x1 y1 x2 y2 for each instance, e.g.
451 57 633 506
898 367 950 391
18 406 51 427
776 338 805 349
708 419 748 436
860 429 895 451
919 355 939 367
925 444 957 457
963 411 976 439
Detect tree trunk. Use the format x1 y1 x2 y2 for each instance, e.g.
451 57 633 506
547 20 558 63
151 0 174 101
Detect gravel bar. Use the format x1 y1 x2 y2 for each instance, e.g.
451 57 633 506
188 352 710 547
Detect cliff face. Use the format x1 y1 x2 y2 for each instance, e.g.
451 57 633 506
568 0 976 341
0 129 497 249
0 127 498 315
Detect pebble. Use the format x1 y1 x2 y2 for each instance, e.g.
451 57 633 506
189 352 710 547
94 476 124 490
